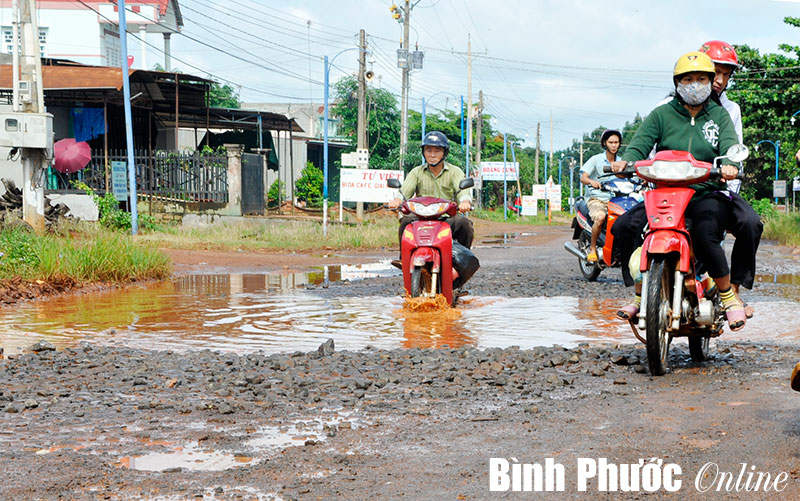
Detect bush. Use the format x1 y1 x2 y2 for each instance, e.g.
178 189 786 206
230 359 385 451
748 197 778 219
268 179 286 208
295 162 323 207
73 181 157 232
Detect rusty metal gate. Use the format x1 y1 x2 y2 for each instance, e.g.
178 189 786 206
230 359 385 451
241 152 265 215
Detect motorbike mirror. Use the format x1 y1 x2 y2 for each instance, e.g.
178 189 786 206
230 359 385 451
387 178 401 189
459 178 475 190
725 144 749 163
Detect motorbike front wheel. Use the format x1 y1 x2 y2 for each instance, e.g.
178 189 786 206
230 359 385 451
577 233 601 281
689 336 710 362
410 265 432 298
645 256 672 376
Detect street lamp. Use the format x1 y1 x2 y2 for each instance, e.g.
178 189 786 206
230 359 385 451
755 139 780 204
323 47 367 238
561 155 577 215
791 109 800 125
421 91 459 139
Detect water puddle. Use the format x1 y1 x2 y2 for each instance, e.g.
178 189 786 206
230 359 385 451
119 415 359 472
1 270 797 355
476 232 535 248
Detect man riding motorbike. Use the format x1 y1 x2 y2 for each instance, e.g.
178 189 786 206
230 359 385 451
580 129 622 263
698 40 763 318
388 131 474 250
611 51 748 331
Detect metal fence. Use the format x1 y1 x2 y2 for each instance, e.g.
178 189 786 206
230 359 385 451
49 150 229 204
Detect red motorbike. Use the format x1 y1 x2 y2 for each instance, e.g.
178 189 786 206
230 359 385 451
387 177 477 306
611 145 749 376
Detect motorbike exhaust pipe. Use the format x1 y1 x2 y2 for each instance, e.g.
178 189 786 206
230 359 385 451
563 241 587 260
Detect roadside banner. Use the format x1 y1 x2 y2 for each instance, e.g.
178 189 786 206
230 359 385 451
521 195 538 216
480 161 519 181
340 168 404 203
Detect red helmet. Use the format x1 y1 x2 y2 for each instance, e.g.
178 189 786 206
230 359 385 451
699 40 740 69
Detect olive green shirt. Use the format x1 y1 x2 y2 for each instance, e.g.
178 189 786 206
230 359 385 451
400 162 472 204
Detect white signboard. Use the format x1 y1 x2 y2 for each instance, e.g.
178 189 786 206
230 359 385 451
480 161 519 181
531 181 562 211
793 177 800 192
340 168 404 203
774 180 787 199
521 195 538 216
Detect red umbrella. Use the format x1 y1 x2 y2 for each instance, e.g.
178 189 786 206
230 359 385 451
53 138 91 174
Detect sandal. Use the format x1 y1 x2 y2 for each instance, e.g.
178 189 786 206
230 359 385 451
743 302 754 319
791 362 800 392
724 303 747 332
617 303 639 320
586 251 598 263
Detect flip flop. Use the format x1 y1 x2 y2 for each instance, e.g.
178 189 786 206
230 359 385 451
586 251 598 263
724 303 746 332
617 303 639 320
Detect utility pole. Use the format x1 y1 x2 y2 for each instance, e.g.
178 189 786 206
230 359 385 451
549 111 553 182
399 0 410 168
17 0 47 233
356 29 367 220
579 139 584 198
466 34 472 175
534 122 541 186
475 90 483 208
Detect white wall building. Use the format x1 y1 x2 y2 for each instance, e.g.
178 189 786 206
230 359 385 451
0 0 182 70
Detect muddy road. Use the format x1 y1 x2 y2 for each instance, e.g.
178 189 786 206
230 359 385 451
2 222 800 499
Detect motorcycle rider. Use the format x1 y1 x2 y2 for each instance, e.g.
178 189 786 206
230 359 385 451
388 131 474 251
611 51 748 331
580 129 622 263
698 40 763 318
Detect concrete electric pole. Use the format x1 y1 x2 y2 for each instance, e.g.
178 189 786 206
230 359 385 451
16 0 48 233
356 29 367 220
399 0 410 169
466 34 472 175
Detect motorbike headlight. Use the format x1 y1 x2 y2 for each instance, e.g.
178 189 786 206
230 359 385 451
408 201 450 217
637 161 707 182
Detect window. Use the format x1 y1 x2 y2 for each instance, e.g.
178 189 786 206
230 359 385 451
1 27 47 57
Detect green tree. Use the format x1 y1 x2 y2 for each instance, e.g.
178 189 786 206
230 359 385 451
727 18 800 198
331 76 400 168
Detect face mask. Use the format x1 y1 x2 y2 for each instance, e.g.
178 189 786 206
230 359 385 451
676 81 712 106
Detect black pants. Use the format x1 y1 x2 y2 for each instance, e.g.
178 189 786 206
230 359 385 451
398 214 474 249
689 192 762 289
611 193 762 288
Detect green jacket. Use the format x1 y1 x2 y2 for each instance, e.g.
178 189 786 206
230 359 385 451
400 162 472 204
622 98 739 198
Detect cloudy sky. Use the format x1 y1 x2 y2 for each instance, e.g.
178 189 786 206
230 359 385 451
139 0 800 149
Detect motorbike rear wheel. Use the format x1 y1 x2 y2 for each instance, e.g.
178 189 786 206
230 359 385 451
689 336 710 362
645 256 672 376
577 233 601 281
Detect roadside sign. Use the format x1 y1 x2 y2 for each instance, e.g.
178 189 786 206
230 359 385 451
521 195 537 216
111 161 128 201
480 161 519 181
793 177 800 192
340 168 404 203
773 180 787 199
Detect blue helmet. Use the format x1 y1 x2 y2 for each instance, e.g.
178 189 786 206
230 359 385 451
421 131 450 158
